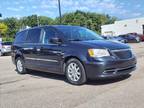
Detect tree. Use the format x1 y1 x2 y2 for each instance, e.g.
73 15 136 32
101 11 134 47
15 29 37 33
19 15 54 27
0 23 8 37
55 10 118 33
0 10 117 40
26 15 38 27
3 17 19 38
38 16 54 25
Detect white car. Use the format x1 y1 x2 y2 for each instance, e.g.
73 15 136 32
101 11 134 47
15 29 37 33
0 42 12 56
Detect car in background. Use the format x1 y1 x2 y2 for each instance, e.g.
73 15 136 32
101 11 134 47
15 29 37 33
119 34 141 43
129 33 144 42
101 36 108 40
140 34 144 41
102 36 126 43
110 36 126 43
0 42 12 56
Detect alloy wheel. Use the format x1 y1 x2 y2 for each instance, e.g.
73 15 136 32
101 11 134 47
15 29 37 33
0 51 2 56
17 59 23 72
67 62 81 82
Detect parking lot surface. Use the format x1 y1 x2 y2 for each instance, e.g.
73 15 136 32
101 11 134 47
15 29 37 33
0 43 144 108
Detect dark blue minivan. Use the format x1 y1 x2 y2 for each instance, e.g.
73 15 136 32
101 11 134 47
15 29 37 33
11 25 136 85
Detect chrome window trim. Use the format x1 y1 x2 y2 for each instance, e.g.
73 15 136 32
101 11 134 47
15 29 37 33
23 42 58 46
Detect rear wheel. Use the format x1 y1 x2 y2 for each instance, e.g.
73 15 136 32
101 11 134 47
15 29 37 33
16 57 27 74
136 37 140 43
65 58 87 85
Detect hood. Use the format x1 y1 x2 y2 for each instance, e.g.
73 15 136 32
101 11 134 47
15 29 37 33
72 40 130 50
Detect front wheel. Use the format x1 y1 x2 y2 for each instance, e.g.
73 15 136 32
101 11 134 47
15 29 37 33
65 58 87 85
16 57 27 74
0 50 2 56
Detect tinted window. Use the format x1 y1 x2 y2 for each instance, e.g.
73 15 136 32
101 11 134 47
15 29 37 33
56 26 103 41
43 27 59 44
14 30 27 44
26 28 41 43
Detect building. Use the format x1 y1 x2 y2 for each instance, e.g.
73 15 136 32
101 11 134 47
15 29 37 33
101 17 144 36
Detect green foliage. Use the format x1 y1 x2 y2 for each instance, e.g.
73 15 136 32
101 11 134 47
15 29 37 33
0 10 117 40
38 16 54 25
19 15 54 27
0 15 54 39
2 37 14 42
55 10 117 33
3 17 19 38
0 22 8 37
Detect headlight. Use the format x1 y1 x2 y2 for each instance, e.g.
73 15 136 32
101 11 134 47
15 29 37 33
88 49 110 57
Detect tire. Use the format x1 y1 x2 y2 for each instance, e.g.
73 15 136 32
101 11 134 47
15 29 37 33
0 50 2 56
136 37 140 43
16 57 27 74
65 58 87 85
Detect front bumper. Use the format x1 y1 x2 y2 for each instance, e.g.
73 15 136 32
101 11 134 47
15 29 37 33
84 56 136 79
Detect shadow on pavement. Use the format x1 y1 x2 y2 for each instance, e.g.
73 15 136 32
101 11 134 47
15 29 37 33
86 74 131 85
28 70 66 81
27 70 131 85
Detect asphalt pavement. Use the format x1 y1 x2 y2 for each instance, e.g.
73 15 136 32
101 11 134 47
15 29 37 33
0 43 144 108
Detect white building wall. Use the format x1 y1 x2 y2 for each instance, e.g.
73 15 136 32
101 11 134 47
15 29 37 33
101 24 117 36
101 17 144 36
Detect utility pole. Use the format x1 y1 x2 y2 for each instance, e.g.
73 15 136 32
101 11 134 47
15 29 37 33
0 13 2 42
58 0 62 24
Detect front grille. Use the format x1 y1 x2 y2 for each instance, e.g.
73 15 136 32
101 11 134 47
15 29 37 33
111 49 133 59
104 66 135 74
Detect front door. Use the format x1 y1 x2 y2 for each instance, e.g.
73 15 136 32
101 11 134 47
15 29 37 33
33 27 64 74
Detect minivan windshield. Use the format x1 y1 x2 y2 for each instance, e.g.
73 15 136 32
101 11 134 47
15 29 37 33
56 26 104 41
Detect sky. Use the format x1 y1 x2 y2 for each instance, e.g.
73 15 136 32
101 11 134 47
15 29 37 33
0 0 144 19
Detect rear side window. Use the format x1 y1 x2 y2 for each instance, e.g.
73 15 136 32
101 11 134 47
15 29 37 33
14 30 27 44
26 28 41 43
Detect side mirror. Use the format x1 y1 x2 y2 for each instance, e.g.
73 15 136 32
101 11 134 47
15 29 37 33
50 37 62 44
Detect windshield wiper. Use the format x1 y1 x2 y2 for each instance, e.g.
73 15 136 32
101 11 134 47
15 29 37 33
68 39 82 41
